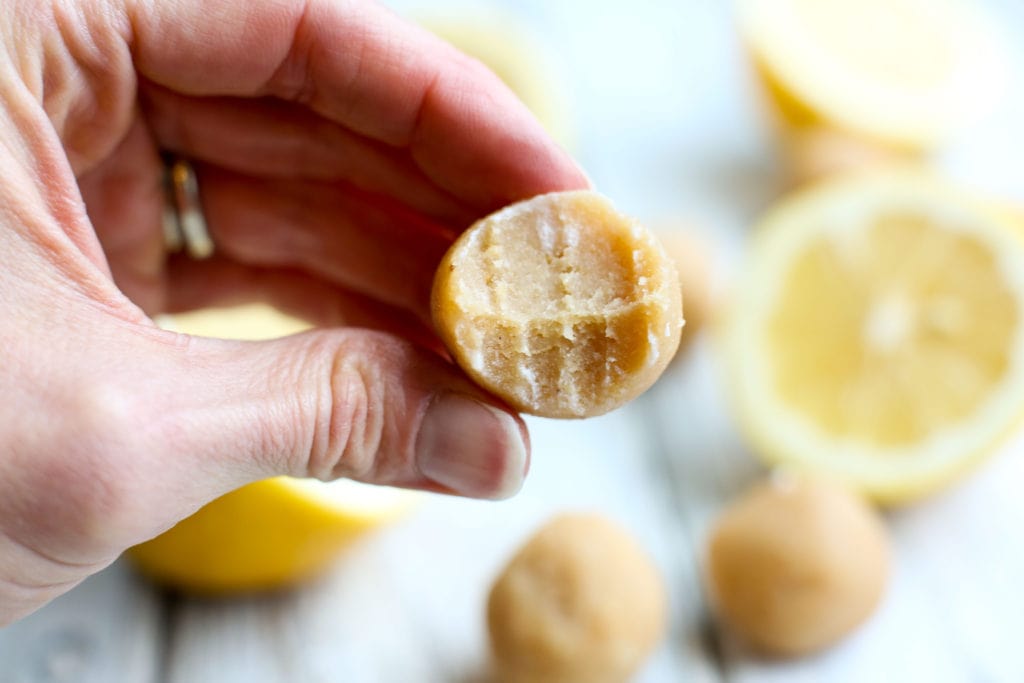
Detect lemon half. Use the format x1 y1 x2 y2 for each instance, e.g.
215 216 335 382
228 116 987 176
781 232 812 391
738 0 1007 149
129 304 418 594
725 171 1024 503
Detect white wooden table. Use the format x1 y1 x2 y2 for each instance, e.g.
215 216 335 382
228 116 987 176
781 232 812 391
4 1 1024 681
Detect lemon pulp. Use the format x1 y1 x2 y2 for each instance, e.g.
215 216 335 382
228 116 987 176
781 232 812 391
787 0 953 89
727 171 1024 502
769 211 1017 447
737 0 1007 148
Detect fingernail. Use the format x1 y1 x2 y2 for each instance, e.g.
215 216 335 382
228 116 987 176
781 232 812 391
416 394 528 500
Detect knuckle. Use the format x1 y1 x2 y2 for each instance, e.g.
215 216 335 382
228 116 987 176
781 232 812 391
303 334 387 482
9 379 147 564
61 384 146 540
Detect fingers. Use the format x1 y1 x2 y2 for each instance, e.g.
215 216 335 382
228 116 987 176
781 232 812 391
140 84 476 227
192 164 451 320
407 57 589 211
128 0 588 210
148 327 529 500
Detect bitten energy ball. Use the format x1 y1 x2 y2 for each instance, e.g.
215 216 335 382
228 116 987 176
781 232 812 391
432 191 683 418
706 473 890 657
487 514 667 683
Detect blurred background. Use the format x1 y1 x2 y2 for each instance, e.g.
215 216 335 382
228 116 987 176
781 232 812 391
4 0 1024 681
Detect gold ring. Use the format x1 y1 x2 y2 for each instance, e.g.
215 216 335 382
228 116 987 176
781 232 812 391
163 157 214 259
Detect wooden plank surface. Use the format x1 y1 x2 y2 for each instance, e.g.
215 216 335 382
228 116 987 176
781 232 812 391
0 561 161 683
652 346 1024 682
162 409 722 682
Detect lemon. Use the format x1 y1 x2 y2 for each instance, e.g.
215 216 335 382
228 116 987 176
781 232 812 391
419 12 574 148
724 171 1024 503
129 304 418 594
737 0 1007 149
153 302 312 341
130 477 415 594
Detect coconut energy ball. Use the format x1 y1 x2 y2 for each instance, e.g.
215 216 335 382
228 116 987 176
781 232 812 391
653 227 714 353
432 191 682 418
784 127 908 187
487 514 668 683
706 473 890 657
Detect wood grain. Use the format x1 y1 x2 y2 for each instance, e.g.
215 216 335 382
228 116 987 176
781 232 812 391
0 561 161 683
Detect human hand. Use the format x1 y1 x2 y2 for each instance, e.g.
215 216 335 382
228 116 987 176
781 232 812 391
0 0 587 624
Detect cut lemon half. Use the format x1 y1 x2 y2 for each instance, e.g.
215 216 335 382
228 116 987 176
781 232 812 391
724 171 1024 503
737 0 1008 149
129 304 418 594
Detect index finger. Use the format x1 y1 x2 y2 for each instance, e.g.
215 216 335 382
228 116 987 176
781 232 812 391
129 0 588 210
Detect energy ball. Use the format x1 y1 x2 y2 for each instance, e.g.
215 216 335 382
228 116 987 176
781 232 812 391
487 514 667 683
706 473 890 657
784 127 910 188
432 191 682 418
653 227 714 353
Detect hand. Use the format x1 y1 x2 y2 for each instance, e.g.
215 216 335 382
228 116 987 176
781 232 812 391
0 0 587 624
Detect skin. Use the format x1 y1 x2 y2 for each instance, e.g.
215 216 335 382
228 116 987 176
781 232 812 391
0 0 587 625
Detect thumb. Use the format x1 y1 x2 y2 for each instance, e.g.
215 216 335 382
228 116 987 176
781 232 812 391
154 327 529 502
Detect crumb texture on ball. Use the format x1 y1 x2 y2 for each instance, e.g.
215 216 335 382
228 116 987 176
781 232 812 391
706 474 890 657
432 191 682 418
487 513 667 683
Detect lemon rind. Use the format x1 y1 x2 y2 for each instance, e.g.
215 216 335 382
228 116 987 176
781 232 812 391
274 477 421 521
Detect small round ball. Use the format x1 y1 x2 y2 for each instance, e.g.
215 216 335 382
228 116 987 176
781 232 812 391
432 191 682 418
487 514 667 683
652 227 714 354
706 473 889 657
784 127 911 187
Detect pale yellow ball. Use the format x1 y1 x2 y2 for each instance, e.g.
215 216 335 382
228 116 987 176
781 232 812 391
652 226 714 354
706 474 890 657
487 514 668 683
784 127 913 188
432 191 682 418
